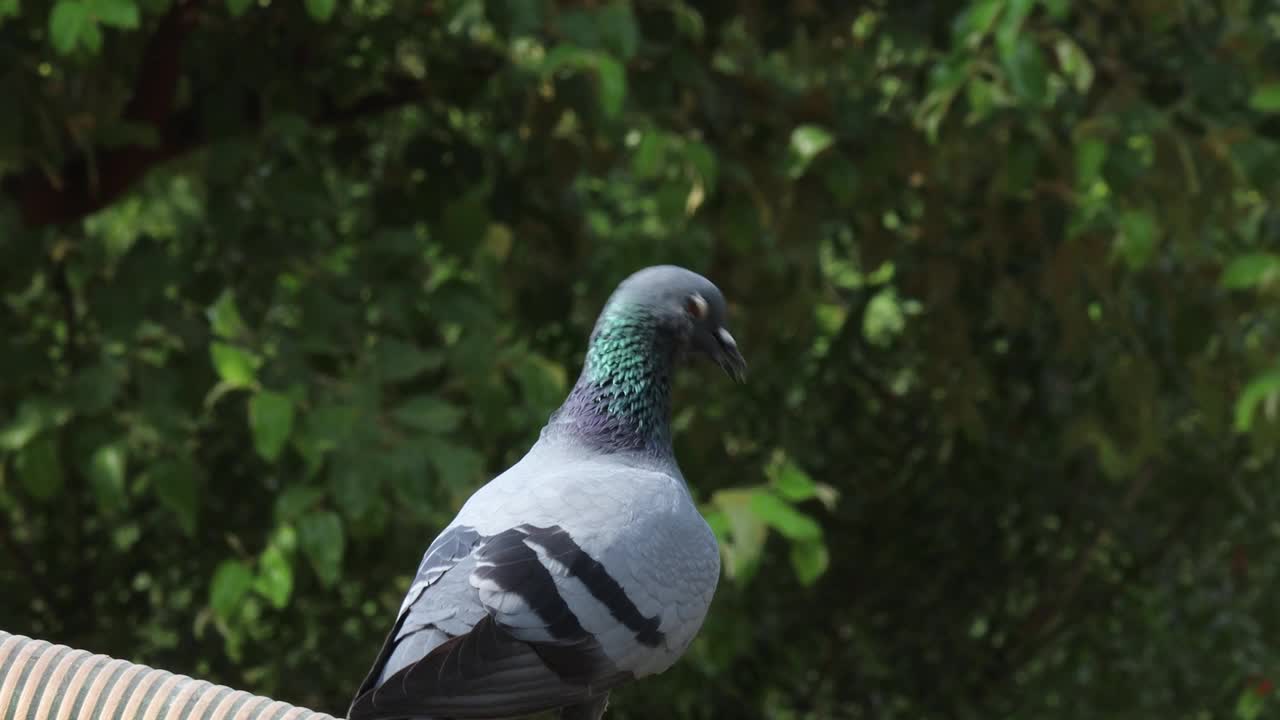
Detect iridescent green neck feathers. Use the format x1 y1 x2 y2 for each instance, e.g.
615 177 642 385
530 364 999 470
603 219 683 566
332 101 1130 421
547 308 679 454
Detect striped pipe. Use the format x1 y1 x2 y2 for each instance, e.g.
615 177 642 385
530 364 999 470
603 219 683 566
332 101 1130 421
0 632 340 720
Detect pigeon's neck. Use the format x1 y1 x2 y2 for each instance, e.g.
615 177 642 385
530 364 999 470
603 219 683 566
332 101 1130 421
546 307 678 456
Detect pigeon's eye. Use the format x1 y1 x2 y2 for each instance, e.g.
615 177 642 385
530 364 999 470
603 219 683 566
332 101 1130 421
685 293 708 320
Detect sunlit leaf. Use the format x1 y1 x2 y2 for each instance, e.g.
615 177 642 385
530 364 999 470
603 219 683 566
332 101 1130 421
88 442 128 514
255 544 293 609
95 0 138 28
0 398 70 451
1236 686 1266 720
594 55 626 117
207 289 249 340
210 342 258 387
1248 83 1280 113
1222 253 1280 290
1054 36 1094 93
305 0 335 21
49 0 89 54
711 489 768 583
767 452 818 502
1234 370 1280 432
788 124 834 178
790 539 829 586
749 490 822 542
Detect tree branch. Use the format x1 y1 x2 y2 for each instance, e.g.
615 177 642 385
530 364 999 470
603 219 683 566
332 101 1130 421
2 10 503 228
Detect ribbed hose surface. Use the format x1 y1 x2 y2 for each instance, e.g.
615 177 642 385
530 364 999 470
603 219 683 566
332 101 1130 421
0 631 340 720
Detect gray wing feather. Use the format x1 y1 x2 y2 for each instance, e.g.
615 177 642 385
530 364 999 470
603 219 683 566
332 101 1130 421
350 523 635 720
352 615 629 720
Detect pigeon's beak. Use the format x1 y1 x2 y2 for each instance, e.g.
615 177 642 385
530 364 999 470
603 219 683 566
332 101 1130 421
713 327 747 383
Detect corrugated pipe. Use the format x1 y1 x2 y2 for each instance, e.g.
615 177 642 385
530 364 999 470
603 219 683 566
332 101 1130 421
0 631 340 720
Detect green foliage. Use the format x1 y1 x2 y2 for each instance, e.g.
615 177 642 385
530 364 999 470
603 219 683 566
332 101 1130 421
210 560 254 620
298 510 344 588
248 391 295 462
3 0 1280 718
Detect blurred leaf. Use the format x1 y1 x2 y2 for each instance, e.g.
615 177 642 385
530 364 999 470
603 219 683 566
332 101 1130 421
150 457 199 535
1221 253 1280 289
788 124 834 178
711 489 767 582
863 288 906 346
0 0 19 20
226 0 251 16
298 510 344 587
0 398 70 451
671 2 703 40
1236 687 1266 720
1054 36 1094 93
767 453 818 501
1248 84 1280 113
1115 210 1158 269
305 0 335 21
1002 34 1048 105
749 490 822 542
249 390 295 462
88 442 128 514
594 55 626 117
958 0 1004 43
49 0 89 54
1076 137 1108 186
1042 0 1069 18
95 0 138 28
330 453 377 520
684 141 718 192
207 290 249 340
1234 370 1280 432
633 131 665 178
375 338 442 382
275 485 325 523
790 539 829 586
392 396 463 433
254 544 293 609
422 437 484 489
210 342 258 387
543 45 627 117
71 363 123 414
210 559 254 618
512 352 567 414
15 434 63 501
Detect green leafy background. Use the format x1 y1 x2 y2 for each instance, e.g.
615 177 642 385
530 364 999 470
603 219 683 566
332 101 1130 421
3 1 1280 718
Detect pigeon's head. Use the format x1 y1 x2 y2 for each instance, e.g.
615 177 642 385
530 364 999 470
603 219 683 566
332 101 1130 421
605 265 747 382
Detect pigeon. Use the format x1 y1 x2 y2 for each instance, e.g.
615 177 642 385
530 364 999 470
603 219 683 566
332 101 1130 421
348 265 747 720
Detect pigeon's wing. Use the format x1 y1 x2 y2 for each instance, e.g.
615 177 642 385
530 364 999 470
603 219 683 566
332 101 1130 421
349 524 485 705
349 524 634 720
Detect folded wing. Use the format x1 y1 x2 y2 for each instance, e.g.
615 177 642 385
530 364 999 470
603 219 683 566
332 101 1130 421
348 524 636 720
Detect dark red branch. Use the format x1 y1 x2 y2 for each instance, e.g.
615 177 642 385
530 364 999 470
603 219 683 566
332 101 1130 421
3 1 200 227
2 7 502 228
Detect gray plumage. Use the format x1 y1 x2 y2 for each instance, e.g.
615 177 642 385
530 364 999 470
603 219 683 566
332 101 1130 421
349 266 746 720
